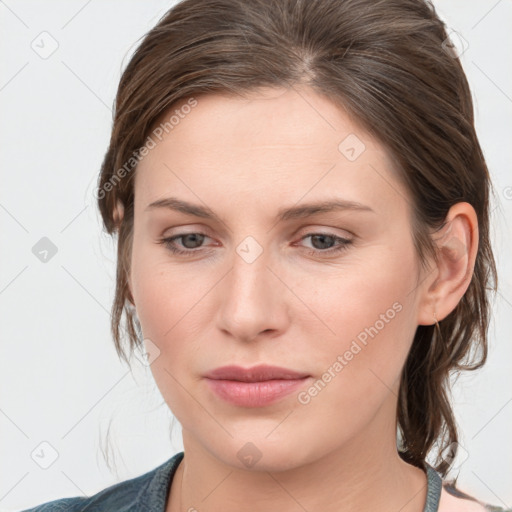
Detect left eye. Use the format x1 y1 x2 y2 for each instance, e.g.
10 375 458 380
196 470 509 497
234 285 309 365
157 232 353 256
298 233 353 255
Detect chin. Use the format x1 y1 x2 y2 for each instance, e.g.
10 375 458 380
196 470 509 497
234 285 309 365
209 437 312 473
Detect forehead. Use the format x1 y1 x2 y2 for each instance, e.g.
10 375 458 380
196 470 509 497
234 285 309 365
134 86 409 219
151 86 368 153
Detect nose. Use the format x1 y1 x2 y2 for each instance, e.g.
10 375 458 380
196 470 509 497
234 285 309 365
215 243 290 343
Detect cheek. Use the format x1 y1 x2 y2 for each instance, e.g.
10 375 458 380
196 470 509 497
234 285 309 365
134 270 205 358
290 295 416 439
292 248 419 386
131 238 197 338
130 253 179 389
130 245 218 395
131 254 208 417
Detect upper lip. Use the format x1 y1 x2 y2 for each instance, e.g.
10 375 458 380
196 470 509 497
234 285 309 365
204 364 310 382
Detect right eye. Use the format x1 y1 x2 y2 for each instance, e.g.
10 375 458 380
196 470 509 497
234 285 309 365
157 232 213 256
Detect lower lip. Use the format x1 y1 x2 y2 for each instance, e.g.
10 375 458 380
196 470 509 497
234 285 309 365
205 377 310 407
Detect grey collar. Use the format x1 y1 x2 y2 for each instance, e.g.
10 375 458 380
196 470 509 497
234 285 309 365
422 461 443 512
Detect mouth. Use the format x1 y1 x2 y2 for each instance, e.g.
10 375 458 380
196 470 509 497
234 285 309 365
203 364 311 407
203 364 310 382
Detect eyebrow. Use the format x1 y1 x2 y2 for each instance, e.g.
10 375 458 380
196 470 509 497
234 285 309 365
145 196 375 222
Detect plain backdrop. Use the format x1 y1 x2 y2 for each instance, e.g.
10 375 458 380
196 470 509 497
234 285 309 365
0 1 511 510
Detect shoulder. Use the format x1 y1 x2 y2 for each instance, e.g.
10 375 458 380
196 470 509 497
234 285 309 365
18 452 184 512
439 482 511 512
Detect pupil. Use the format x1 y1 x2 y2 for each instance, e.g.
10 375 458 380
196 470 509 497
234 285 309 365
312 234 333 250
183 233 204 249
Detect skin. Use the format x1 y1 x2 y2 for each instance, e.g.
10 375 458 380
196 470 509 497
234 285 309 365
116 86 479 512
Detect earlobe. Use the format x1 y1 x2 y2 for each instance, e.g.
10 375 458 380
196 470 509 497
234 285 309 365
113 199 125 227
417 202 478 326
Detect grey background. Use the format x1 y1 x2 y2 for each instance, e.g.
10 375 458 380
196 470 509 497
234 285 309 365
1 1 511 510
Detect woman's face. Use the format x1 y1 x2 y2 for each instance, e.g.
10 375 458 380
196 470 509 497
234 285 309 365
128 86 431 471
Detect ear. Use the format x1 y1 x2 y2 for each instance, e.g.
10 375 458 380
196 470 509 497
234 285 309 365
416 202 478 325
113 200 136 307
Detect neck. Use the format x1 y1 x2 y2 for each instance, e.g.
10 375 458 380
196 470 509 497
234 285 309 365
167 398 428 512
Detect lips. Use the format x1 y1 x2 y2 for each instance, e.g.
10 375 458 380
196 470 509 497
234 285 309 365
203 364 312 407
204 364 310 382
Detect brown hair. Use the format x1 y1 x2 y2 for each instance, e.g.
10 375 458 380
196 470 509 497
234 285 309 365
97 0 498 478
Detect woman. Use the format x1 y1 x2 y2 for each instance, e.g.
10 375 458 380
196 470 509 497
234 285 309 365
21 0 508 511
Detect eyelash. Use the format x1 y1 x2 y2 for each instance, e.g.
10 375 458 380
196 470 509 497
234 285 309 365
157 232 353 257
